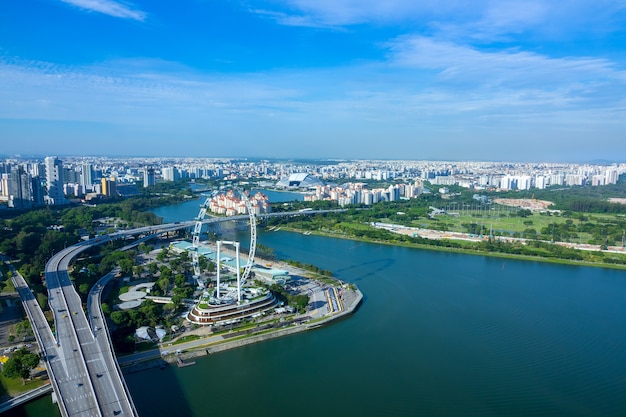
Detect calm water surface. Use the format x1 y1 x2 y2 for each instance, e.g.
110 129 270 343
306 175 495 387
126 231 625 417
15 212 626 417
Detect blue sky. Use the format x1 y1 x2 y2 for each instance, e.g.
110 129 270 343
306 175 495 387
1 0 625 161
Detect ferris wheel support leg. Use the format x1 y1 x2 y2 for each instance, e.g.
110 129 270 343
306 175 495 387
236 242 241 303
216 241 221 300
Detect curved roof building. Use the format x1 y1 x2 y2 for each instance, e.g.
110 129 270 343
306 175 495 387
276 173 324 189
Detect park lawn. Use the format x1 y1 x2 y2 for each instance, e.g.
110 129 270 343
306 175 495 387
338 222 375 231
172 335 200 345
416 211 600 241
0 278 16 294
0 372 47 398
586 213 626 223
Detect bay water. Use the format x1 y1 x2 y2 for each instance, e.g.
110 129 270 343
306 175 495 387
14 199 626 417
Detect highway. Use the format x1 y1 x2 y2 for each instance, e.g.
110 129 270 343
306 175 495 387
45 241 138 417
8 260 72 417
13 208 344 416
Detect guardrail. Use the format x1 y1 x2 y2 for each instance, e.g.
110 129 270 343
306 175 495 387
89 268 139 417
47 252 103 417
8 265 70 417
5 209 348 416
0 383 53 413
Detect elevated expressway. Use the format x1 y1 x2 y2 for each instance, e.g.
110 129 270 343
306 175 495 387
17 209 343 416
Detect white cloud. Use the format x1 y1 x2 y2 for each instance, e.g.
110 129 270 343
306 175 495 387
60 0 146 21
249 9 339 29
275 0 456 25
259 0 626 42
0 57 303 125
1 48 625 156
387 36 626 89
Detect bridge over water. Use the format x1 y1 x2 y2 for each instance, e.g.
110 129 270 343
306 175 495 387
9 209 343 416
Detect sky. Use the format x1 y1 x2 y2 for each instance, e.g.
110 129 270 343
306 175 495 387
1 0 625 161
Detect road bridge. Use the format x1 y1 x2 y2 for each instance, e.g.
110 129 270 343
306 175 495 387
0 383 54 413
11 208 343 416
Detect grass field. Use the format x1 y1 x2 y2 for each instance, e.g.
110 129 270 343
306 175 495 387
407 207 623 244
0 372 47 398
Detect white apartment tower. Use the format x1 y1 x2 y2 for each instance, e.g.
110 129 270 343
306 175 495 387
44 156 68 205
162 166 179 182
80 163 93 187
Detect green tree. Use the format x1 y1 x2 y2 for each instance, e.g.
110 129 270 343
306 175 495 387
156 249 168 262
79 283 90 295
290 294 310 312
156 277 169 294
119 258 134 276
174 274 186 288
147 262 159 275
36 293 48 310
111 311 130 326
101 303 112 315
133 265 144 277
88 263 99 277
138 243 152 254
3 349 40 383
159 266 172 281
170 258 182 271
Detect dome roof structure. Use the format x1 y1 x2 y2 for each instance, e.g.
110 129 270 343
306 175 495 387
276 173 323 189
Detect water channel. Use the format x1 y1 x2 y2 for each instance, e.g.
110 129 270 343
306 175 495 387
14 194 626 417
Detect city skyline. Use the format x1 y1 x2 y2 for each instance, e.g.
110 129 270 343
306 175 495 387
1 1 626 161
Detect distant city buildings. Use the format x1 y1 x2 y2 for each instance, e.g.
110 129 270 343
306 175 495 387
0 155 624 211
304 181 423 207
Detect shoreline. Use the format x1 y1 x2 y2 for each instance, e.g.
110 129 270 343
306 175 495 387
277 226 626 271
118 270 363 374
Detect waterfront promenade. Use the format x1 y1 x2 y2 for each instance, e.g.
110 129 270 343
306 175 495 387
3 209 345 414
118 276 362 371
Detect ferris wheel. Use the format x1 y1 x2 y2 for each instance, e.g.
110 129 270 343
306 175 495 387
190 188 257 287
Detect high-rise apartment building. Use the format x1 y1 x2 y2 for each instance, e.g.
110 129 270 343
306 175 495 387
143 166 156 187
162 166 180 182
8 166 33 209
44 156 68 205
101 177 117 197
81 163 93 187
0 173 8 198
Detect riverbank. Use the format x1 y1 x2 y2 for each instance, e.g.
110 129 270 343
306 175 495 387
119 265 363 374
277 226 626 271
